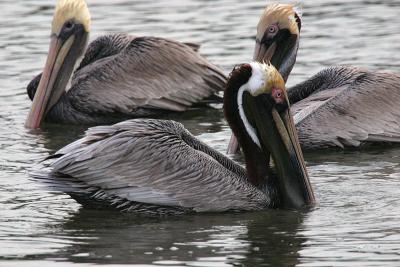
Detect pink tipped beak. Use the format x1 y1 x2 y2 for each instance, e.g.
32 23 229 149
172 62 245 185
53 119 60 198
227 133 240 155
25 36 62 129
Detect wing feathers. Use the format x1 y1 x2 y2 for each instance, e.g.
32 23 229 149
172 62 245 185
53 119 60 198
68 35 226 116
34 119 268 213
292 67 400 149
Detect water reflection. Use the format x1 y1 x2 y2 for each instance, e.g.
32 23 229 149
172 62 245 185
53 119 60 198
238 211 306 267
18 209 307 266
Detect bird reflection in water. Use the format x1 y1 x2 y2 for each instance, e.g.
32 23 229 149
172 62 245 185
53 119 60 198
32 209 308 266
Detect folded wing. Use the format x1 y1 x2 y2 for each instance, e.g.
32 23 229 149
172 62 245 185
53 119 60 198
68 36 227 115
290 67 400 149
34 119 267 214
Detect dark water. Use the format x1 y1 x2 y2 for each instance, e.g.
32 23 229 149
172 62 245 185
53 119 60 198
1 0 400 266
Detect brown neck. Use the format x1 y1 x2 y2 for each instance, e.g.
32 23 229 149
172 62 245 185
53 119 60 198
223 65 269 187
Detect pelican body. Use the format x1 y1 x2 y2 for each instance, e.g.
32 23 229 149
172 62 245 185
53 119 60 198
228 4 400 152
288 66 400 148
25 0 226 128
33 63 315 215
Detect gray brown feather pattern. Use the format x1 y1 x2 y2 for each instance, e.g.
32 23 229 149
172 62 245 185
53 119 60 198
289 66 400 149
35 119 270 214
29 33 226 124
66 35 227 114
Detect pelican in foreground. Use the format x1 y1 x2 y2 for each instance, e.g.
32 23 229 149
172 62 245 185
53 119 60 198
33 63 315 214
25 0 226 129
228 4 400 152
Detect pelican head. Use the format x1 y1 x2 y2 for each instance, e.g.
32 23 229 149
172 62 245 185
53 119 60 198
225 62 315 208
253 4 301 82
25 0 91 128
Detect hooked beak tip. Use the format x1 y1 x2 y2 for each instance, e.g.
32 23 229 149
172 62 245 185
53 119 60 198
227 134 240 155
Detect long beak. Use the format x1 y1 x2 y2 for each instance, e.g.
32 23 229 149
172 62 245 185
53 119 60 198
253 35 298 82
25 34 76 129
246 94 315 208
253 41 277 64
269 108 315 208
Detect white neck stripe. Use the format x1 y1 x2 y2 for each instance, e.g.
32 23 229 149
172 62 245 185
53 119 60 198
237 85 261 148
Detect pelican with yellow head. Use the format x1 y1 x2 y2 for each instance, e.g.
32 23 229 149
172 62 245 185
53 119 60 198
32 62 315 213
231 3 400 151
25 0 226 128
26 0 90 128
253 4 301 82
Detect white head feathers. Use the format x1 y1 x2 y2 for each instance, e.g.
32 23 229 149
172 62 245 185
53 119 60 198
237 62 286 148
246 62 285 96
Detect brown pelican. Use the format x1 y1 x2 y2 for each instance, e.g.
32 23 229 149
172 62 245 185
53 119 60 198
25 0 226 129
228 4 400 152
33 62 315 214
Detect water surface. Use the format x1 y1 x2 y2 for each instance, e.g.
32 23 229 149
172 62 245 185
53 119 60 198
1 0 400 266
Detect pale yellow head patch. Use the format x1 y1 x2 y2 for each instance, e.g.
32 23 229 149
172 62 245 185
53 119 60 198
247 62 285 97
256 3 300 40
52 0 91 35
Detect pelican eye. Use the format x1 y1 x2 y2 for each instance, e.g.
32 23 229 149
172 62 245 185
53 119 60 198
272 87 285 104
64 21 75 31
268 24 278 34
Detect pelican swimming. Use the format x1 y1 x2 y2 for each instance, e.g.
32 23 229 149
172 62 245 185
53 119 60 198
33 62 315 214
25 0 226 129
228 4 400 152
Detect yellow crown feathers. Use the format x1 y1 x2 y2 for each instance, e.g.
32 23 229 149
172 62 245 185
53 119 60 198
52 0 91 35
247 62 286 97
257 3 300 38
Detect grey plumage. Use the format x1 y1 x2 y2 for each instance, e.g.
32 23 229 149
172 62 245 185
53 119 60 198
33 119 271 215
248 4 400 150
29 33 226 124
288 66 400 149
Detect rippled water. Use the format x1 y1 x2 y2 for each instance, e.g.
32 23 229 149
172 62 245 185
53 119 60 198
1 0 400 266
